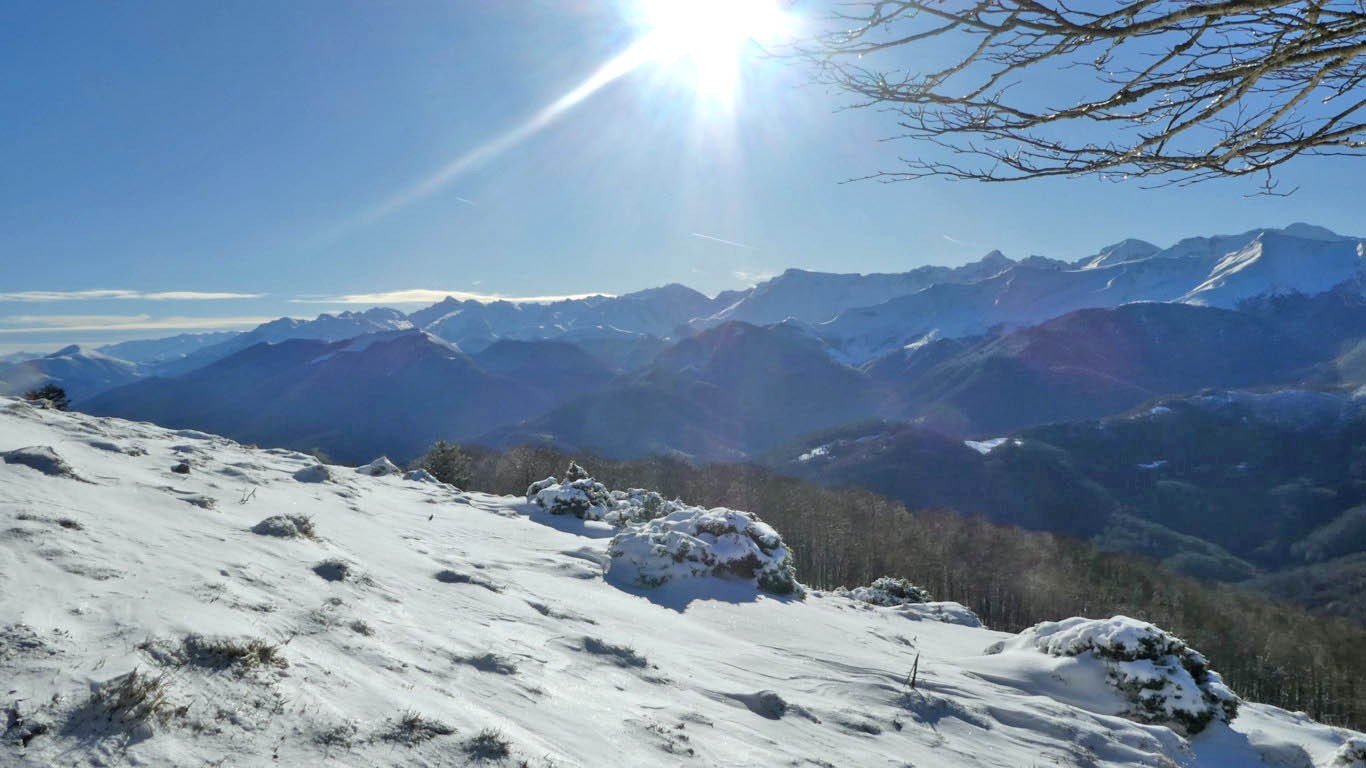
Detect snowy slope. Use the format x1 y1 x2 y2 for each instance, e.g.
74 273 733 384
1182 232 1365 307
2 399 1362 767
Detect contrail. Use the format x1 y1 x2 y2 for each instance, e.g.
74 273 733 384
690 232 755 250
364 39 655 224
941 234 965 246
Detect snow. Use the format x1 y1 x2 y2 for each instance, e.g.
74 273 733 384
990 617 1239 735
964 437 1020 454
402 468 443 484
836 578 984 627
1181 233 1364 307
606 506 801 596
292 463 332 483
354 456 401 476
0 397 1361 767
796 444 830 462
811 226 1365 363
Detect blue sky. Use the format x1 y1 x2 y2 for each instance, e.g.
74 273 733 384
2 0 1363 352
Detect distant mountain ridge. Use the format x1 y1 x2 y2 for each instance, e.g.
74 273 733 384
149 308 414 378
63 222 1366 462
484 288 1366 459
84 330 602 463
80 222 1361 380
811 225 1365 362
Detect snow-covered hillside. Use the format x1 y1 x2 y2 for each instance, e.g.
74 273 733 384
2 399 1362 767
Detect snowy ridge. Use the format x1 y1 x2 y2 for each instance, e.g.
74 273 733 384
810 224 1365 362
1 399 1362 766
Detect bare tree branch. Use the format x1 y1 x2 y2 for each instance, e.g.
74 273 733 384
805 0 1366 187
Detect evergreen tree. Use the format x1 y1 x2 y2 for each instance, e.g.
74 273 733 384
415 440 473 488
22 383 70 411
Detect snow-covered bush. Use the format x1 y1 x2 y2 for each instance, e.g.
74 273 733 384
403 468 442 484
994 616 1238 735
841 577 932 606
251 514 315 539
604 488 684 527
527 473 612 520
2 446 82 480
1333 737 1366 766
526 464 680 527
607 506 802 596
529 461 802 596
355 457 400 477
897 601 983 627
526 476 557 497
837 577 981 626
293 464 331 483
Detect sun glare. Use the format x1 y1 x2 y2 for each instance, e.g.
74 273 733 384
635 0 795 104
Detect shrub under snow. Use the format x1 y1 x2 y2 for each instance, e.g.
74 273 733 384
526 462 681 528
2 446 83 481
402 468 442 484
993 615 1238 735
1334 737 1366 767
836 577 982 626
527 473 612 520
528 461 803 597
355 457 401 477
607 506 802 596
841 577 933 606
292 464 331 483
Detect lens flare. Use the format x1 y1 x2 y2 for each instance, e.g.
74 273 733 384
635 0 795 105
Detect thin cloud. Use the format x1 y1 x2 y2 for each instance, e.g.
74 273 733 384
290 289 613 306
4 314 155 327
691 232 755 250
0 289 264 302
0 315 278 334
454 197 476 206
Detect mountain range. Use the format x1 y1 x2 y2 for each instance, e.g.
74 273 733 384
2 223 1343 401
38 223 1356 456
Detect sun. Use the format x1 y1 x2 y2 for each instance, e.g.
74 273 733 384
634 0 795 105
